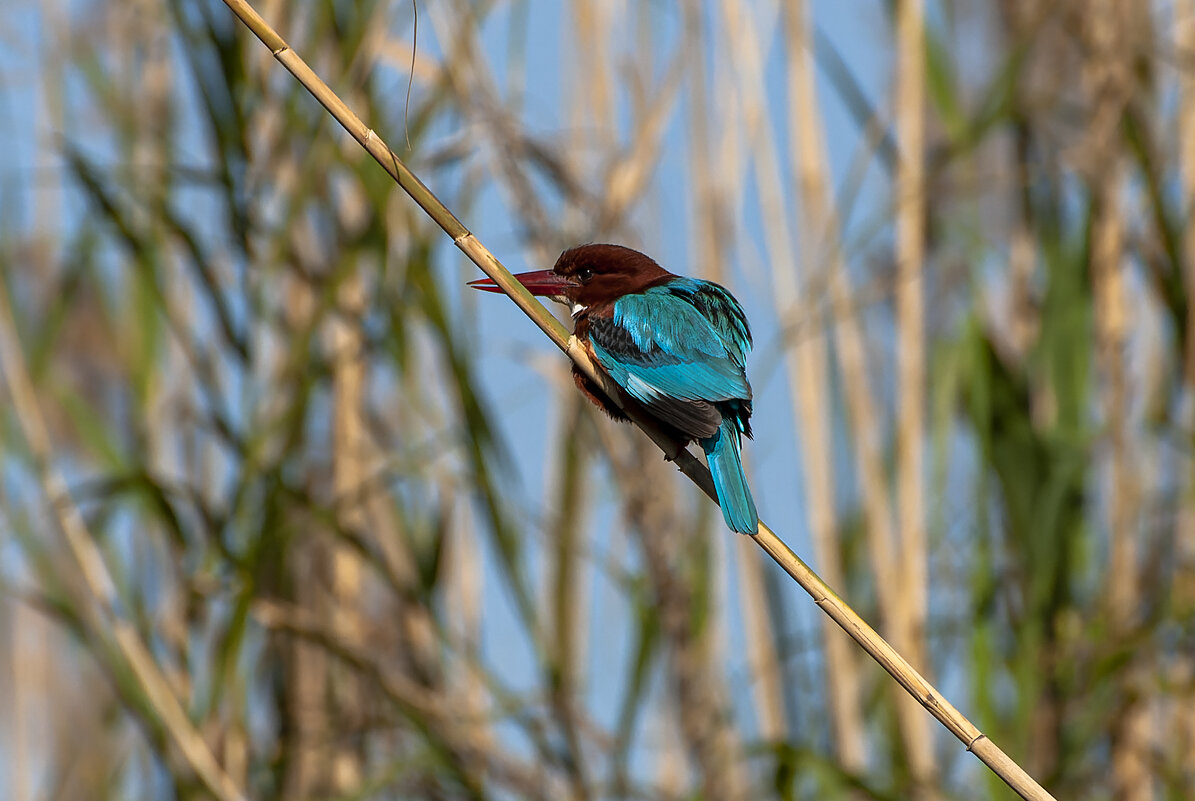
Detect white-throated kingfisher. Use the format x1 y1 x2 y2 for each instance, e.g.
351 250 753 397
470 244 758 534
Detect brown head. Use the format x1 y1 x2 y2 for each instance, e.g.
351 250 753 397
468 244 672 311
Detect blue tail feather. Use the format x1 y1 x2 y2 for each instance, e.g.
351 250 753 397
701 419 758 534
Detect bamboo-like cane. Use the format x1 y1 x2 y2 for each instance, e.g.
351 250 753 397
218 3 1057 799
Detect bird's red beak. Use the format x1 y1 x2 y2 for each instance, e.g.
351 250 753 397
468 270 575 296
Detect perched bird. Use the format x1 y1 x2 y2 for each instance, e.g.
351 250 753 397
470 244 758 534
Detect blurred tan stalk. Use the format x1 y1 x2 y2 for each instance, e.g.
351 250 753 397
780 0 867 775
1177 4 1195 786
1086 4 1148 799
894 0 937 795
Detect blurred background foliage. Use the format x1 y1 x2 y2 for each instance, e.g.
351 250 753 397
0 0 1193 799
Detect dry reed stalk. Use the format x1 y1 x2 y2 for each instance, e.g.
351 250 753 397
330 269 368 791
1177 1 1195 786
219 721 249 798
546 398 594 801
682 0 721 282
275 246 333 800
1007 223 1038 358
1087 0 1145 792
710 11 809 749
561 5 593 244
894 1 937 795
829 113 920 801
1092 191 1132 614
733 542 788 738
712 52 749 246
218 2 1058 798
33 1 67 269
580 1 685 234
653 694 687 797
7 603 30 801
705 491 752 800
781 0 868 773
715 0 792 291
445 500 491 753
1179 1 1195 584
684 0 788 745
894 0 928 632
644 5 755 779
1086 4 1149 798
1095 165 1150 801
0 273 246 801
284 541 333 799
776 6 929 785
572 0 614 152
598 62 685 234
1185 0 1195 392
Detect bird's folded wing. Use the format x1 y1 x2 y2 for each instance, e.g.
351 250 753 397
588 287 751 438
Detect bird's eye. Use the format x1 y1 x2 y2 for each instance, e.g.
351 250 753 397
577 267 594 282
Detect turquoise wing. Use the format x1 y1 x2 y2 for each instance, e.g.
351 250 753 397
588 279 752 438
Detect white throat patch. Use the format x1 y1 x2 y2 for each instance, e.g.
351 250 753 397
548 294 587 318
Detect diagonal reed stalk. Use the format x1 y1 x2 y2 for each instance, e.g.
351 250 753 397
218 2 1057 799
